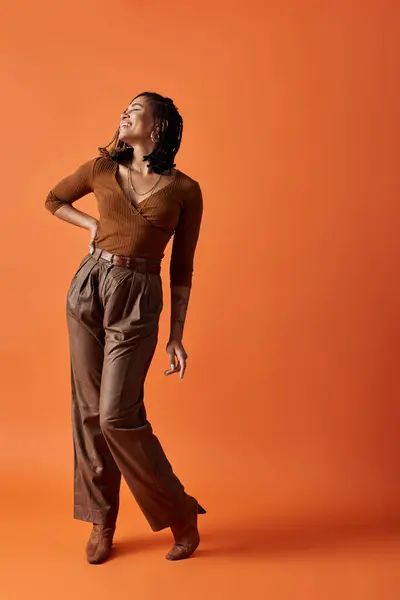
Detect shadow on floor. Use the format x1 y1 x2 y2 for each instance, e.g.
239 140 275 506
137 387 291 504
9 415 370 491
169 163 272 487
113 514 400 559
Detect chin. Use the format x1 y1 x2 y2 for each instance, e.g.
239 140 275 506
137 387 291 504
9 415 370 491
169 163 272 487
119 132 129 143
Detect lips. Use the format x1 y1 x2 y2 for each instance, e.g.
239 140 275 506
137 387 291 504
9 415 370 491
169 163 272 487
120 120 131 128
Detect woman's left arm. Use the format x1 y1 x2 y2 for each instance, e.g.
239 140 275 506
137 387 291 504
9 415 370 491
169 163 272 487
165 181 203 380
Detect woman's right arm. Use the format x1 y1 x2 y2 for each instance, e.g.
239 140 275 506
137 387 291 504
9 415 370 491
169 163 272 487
45 157 98 232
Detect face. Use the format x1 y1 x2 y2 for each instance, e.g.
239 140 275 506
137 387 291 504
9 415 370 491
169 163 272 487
118 95 157 145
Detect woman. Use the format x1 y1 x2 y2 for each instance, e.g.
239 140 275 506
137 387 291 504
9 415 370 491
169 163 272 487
45 92 205 564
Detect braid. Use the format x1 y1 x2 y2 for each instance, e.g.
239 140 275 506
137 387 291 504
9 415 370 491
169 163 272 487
98 92 183 175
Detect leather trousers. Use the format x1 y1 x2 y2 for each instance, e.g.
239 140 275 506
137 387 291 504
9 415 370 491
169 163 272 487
65 248 200 531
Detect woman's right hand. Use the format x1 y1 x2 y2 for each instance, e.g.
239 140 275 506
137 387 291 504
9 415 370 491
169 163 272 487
88 220 99 254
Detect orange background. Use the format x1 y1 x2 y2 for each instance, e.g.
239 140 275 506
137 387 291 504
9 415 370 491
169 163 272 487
1 0 399 598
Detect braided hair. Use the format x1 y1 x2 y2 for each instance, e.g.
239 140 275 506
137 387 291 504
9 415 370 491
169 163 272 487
98 92 183 175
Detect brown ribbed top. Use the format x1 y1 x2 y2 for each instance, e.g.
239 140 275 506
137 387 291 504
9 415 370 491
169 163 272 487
45 156 203 287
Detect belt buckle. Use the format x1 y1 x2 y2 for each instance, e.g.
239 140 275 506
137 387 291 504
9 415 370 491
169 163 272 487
125 257 133 269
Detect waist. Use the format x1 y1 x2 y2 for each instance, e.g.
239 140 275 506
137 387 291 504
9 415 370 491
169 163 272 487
90 245 161 275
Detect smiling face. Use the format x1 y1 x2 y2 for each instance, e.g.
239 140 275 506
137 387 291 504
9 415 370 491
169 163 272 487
118 95 158 146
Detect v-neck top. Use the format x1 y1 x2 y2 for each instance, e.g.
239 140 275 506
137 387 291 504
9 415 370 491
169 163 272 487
45 156 203 287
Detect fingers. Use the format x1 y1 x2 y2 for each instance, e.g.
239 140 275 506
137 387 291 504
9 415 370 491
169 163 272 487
176 349 187 380
164 350 187 379
164 349 175 373
164 363 179 376
89 223 98 255
164 348 177 376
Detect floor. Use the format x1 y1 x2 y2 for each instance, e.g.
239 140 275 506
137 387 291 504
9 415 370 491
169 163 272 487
2 479 399 600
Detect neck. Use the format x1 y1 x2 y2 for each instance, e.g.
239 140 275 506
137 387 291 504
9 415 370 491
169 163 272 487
126 142 155 175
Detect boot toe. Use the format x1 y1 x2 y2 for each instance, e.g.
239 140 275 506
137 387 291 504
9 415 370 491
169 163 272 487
165 541 199 561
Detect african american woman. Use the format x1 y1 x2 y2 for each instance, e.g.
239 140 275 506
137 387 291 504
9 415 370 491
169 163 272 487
45 92 205 564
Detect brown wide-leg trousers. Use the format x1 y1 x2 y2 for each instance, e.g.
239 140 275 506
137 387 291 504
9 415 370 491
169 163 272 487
65 248 201 532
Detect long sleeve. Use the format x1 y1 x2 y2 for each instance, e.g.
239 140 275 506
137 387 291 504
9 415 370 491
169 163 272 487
169 181 203 288
45 157 97 214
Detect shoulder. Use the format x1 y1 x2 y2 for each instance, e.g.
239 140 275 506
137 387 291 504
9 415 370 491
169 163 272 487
92 154 115 176
75 154 117 184
176 169 202 201
176 168 200 189
175 170 203 216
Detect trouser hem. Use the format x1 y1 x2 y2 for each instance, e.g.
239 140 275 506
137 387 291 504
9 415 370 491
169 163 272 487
73 506 117 527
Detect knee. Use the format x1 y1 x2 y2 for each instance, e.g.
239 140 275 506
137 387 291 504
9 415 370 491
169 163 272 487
100 406 147 432
99 413 114 433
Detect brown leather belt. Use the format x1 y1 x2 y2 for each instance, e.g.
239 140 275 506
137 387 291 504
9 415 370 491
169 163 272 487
90 246 161 274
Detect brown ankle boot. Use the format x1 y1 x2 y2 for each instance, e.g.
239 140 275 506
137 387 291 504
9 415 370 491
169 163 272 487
165 502 201 561
86 523 116 564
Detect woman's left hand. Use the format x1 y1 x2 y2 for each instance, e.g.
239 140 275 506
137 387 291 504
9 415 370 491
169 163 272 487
164 339 188 380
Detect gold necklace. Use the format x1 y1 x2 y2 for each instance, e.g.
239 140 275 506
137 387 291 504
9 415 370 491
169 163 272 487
127 165 163 197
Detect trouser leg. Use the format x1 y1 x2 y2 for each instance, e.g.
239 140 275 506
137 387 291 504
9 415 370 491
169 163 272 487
66 255 121 526
100 268 198 532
